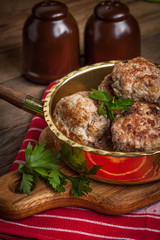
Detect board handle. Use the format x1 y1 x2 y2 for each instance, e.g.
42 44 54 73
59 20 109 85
0 170 92 220
0 83 44 117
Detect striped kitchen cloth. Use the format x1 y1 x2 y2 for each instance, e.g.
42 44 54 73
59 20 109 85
0 81 160 240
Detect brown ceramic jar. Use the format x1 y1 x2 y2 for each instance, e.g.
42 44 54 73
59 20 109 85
84 0 141 65
23 0 80 84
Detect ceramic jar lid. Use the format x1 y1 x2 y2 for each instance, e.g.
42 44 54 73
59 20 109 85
94 0 129 22
32 0 68 20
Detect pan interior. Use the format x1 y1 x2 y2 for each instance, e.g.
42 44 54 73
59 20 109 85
44 62 160 157
50 63 114 115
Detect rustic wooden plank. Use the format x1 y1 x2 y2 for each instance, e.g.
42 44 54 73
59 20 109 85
142 31 160 63
0 47 22 83
127 0 160 37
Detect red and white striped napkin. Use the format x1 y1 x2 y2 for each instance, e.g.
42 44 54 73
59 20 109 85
0 82 160 240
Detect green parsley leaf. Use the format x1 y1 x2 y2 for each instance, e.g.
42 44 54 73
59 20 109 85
99 102 106 115
18 162 26 173
66 175 92 198
25 142 33 163
16 142 94 197
48 169 67 192
34 167 49 177
88 88 134 121
30 142 61 165
143 0 160 2
84 164 103 175
20 172 34 195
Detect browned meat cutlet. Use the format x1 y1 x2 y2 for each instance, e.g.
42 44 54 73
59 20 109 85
53 91 110 149
98 73 125 118
111 57 160 105
98 73 114 97
111 102 160 152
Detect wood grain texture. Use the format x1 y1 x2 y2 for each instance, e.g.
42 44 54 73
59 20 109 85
0 0 160 177
0 126 160 220
0 83 27 108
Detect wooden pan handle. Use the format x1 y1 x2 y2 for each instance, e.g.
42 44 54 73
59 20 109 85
0 83 27 108
0 84 44 117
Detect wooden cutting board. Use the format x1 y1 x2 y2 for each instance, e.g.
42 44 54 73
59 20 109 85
0 127 160 220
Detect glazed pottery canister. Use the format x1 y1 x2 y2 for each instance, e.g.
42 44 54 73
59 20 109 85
84 0 141 65
23 0 80 84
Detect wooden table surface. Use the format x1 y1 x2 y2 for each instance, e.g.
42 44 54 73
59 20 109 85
0 0 160 176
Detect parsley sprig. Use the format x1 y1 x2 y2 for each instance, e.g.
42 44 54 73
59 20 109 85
88 88 134 121
17 142 92 198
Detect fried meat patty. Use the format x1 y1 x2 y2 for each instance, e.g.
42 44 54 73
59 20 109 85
111 102 160 152
53 91 110 149
111 57 160 105
98 73 114 97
